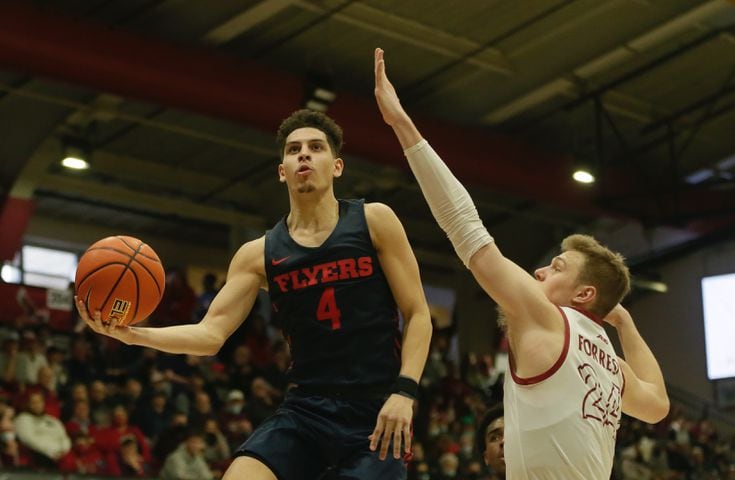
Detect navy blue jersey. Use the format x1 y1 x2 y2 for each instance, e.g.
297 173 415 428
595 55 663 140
264 199 401 388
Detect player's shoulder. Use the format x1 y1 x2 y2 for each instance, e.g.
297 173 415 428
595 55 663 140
363 202 408 248
364 202 402 232
364 201 397 221
230 236 266 272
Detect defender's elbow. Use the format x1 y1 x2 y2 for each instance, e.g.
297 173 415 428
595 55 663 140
647 396 671 424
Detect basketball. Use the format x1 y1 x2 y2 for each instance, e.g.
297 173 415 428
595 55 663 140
75 236 165 326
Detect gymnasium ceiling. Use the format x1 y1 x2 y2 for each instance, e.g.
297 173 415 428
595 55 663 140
1 0 735 279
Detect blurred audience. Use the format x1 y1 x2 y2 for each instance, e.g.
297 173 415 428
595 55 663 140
0 280 731 480
13 391 71 468
159 429 214 480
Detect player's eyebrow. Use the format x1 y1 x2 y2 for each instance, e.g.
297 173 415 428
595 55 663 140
486 426 502 438
285 138 326 146
552 256 567 268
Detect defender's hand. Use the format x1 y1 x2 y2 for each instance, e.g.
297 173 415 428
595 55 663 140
369 393 413 460
374 48 409 127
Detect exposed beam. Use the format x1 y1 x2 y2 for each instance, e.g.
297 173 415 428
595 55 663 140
0 2 580 211
203 0 296 45
35 171 266 228
482 0 733 124
0 82 278 156
2 0 733 229
294 0 513 75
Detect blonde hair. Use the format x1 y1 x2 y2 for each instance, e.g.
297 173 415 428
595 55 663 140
561 234 630 318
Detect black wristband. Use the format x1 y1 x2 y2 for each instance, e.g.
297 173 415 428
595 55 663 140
393 375 419 400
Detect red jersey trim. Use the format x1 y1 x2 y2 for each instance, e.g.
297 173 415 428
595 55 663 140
621 367 626 397
509 306 570 385
568 305 604 326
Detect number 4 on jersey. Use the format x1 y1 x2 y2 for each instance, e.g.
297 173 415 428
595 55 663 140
317 287 342 330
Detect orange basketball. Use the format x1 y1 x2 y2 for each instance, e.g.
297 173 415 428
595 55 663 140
75 236 165 326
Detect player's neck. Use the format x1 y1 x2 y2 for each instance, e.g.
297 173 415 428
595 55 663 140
287 193 339 234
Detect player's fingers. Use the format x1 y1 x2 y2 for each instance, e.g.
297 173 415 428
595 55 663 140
75 296 90 319
375 62 385 88
376 50 387 81
393 424 402 459
92 310 106 331
109 316 120 331
379 419 395 460
370 416 385 451
403 422 412 453
374 49 381 80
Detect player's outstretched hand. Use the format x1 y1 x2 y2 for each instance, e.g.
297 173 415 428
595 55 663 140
374 48 409 127
75 295 129 339
369 393 413 460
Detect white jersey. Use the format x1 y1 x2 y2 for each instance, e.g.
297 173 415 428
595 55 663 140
504 306 624 480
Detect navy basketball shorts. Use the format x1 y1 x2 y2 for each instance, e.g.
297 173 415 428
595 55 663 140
235 390 407 480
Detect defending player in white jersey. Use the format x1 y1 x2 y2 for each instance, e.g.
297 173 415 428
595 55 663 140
374 48 669 480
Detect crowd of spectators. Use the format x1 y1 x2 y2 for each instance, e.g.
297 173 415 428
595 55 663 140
0 270 732 479
614 405 735 479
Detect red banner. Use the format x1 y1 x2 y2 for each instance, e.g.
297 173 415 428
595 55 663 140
0 282 73 331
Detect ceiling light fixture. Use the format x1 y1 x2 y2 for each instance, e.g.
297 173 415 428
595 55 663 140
303 75 336 113
572 168 595 184
60 138 91 170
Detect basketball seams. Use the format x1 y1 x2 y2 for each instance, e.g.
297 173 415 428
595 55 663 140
76 262 132 290
87 246 161 263
116 236 140 254
128 257 163 297
76 236 165 326
125 267 141 325
116 236 160 262
98 242 145 322
85 246 163 296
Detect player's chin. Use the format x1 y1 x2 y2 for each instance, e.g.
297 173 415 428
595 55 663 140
296 184 316 194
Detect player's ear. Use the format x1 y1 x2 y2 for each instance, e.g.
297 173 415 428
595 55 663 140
333 157 344 178
278 162 286 183
573 285 596 305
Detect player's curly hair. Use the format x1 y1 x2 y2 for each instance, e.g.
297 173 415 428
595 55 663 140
276 109 344 159
561 234 630 318
475 403 504 456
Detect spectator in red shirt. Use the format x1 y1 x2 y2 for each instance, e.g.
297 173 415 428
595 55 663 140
65 400 98 438
58 430 107 475
94 405 151 464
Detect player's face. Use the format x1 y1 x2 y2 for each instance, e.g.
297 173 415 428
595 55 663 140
534 250 590 307
279 127 343 194
484 417 505 475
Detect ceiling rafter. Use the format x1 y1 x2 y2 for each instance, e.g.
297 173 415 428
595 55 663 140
293 0 513 75
204 0 296 45
482 0 733 124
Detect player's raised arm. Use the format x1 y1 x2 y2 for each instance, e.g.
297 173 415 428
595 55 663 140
374 48 558 331
77 236 266 356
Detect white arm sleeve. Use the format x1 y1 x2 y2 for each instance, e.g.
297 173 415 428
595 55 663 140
404 139 494 267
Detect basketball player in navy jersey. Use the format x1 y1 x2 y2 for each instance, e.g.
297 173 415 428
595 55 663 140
476 403 505 480
77 109 433 479
374 48 668 479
